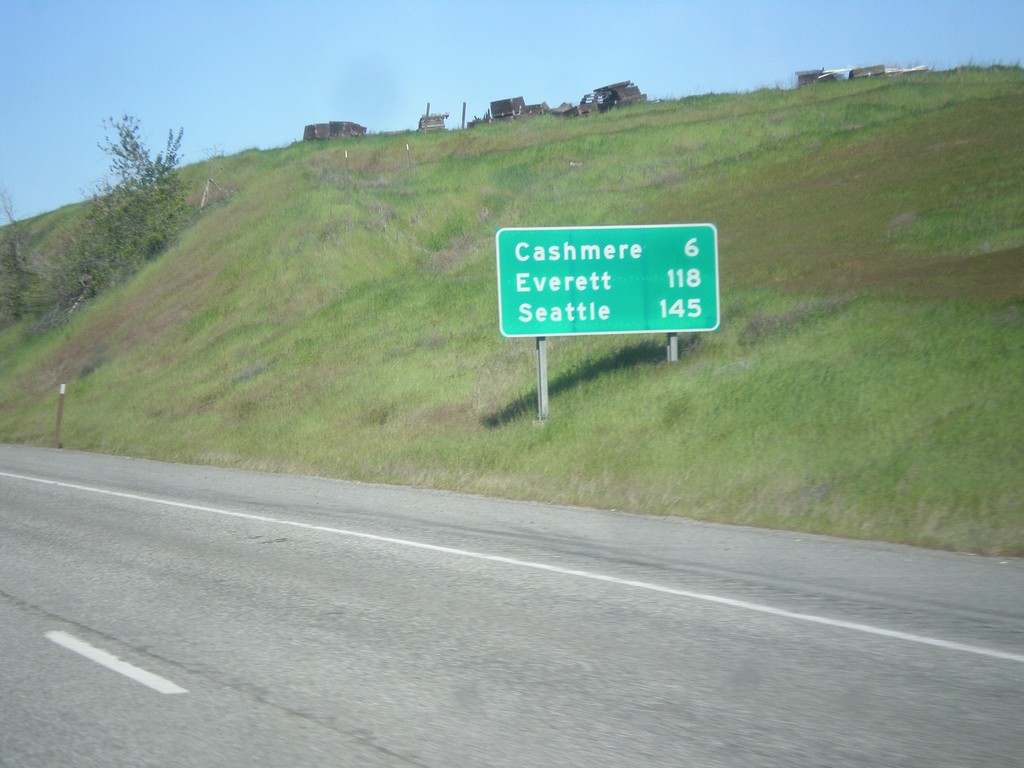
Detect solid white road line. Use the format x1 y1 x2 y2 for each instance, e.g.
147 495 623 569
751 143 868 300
5 469 1023 665
45 631 188 694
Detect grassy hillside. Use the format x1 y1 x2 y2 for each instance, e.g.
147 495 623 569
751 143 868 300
2 66 1022 554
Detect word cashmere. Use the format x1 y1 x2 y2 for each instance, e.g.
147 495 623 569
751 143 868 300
514 241 643 262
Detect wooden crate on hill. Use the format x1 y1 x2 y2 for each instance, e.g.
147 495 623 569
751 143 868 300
303 121 367 140
418 112 449 131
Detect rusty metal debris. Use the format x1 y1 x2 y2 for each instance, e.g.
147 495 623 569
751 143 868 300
797 65 928 86
850 64 887 79
548 102 578 118
418 112 449 131
300 65 931 138
302 121 367 140
468 81 646 127
468 97 550 127
490 97 526 121
797 69 849 86
588 81 647 112
302 79 649 137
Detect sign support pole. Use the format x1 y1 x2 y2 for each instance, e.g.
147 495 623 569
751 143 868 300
535 336 549 421
667 332 679 363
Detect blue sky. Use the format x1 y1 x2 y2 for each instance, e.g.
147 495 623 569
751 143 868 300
2 0 1022 219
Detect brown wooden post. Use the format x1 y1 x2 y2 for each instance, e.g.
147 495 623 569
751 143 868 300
54 383 65 448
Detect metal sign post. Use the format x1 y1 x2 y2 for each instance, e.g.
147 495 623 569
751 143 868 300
535 337 549 421
667 332 679 362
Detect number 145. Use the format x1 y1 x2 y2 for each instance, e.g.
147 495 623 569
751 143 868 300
660 298 702 318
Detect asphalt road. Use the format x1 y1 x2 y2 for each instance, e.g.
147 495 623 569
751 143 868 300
1 444 1022 767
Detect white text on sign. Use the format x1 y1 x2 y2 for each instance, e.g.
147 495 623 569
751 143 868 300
514 241 643 261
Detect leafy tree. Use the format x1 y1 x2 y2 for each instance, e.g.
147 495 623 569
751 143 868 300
39 115 188 326
0 186 30 323
88 115 187 281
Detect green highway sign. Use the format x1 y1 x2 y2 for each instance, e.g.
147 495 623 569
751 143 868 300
495 224 719 337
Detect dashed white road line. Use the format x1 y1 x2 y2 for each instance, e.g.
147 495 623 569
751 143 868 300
45 631 188 694
5 469 1023 665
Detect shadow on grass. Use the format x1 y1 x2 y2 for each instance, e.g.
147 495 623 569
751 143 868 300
483 336 700 427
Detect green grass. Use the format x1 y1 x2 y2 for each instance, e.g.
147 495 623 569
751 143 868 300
2 66 1022 555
